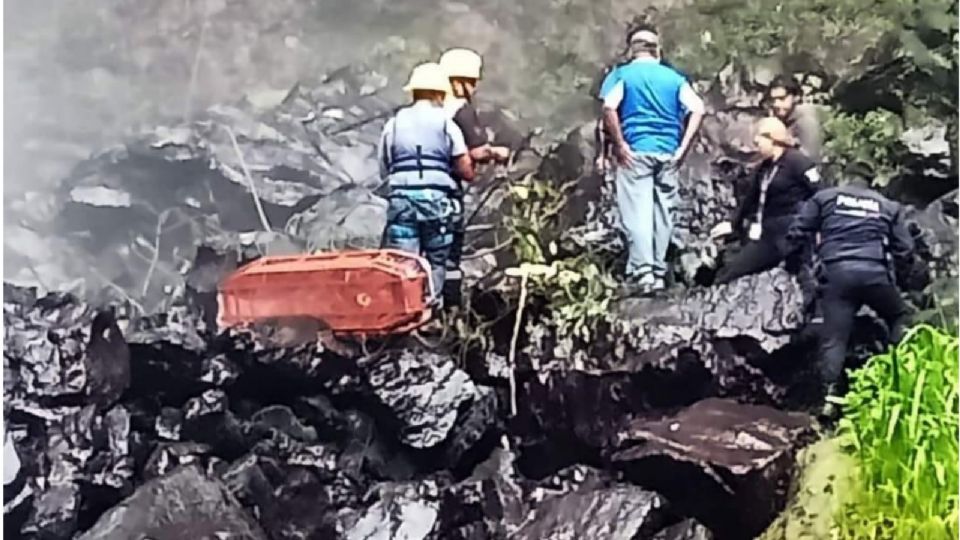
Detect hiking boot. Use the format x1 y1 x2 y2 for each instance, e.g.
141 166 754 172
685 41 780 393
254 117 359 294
818 384 842 423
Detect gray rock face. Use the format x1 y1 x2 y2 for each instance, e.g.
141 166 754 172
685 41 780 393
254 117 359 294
612 398 814 540
76 465 267 540
6 74 396 313
3 288 130 408
511 484 668 540
360 350 494 453
340 481 443 540
653 519 715 540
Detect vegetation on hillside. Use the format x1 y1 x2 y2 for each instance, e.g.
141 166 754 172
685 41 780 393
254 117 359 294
833 324 959 538
661 0 958 185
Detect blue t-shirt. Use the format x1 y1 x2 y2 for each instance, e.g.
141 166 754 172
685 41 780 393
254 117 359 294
599 61 689 154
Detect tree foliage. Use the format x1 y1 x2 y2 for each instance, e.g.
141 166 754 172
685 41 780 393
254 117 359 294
660 0 958 180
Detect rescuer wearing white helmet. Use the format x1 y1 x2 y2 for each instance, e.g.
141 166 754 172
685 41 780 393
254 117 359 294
437 47 511 307
378 62 475 307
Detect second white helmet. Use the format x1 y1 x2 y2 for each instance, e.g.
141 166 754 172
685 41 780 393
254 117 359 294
439 48 483 80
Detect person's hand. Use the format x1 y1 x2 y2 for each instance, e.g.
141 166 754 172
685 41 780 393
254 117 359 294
490 146 511 163
614 142 636 167
710 221 733 240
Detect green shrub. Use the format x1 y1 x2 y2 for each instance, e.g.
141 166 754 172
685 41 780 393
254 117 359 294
505 175 617 340
835 324 959 539
822 107 906 187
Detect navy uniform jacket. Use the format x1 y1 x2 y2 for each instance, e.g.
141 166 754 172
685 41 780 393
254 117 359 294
785 180 914 278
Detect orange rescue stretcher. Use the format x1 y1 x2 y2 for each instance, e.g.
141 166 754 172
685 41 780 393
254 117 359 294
217 249 434 335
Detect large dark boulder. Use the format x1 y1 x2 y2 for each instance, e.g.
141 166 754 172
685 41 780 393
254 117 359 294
512 269 812 475
76 465 267 540
611 398 815 540
510 484 669 540
357 349 500 466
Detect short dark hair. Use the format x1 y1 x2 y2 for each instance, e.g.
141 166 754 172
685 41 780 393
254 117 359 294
769 75 802 97
842 160 876 181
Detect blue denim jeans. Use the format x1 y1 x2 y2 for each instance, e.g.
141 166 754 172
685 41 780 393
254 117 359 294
381 190 456 305
615 153 679 282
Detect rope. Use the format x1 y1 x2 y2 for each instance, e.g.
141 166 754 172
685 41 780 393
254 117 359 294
223 125 273 233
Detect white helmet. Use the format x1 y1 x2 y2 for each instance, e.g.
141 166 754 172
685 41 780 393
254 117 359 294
402 62 451 93
438 48 483 80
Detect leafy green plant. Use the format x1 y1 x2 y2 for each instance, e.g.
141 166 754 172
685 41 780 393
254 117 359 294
822 107 906 186
505 174 617 340
835 324 959 539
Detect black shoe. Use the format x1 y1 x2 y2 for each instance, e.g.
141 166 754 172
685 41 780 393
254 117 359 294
817 384 843 423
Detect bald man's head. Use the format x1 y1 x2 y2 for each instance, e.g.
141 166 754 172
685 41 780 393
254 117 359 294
754 117 793 158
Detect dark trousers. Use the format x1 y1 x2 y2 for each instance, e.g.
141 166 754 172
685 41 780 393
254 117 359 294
818 261 908 387
715 222 818 315
442 207 465 307
714 235 783 284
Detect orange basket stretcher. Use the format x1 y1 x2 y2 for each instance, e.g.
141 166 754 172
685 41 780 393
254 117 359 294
217 249 435 335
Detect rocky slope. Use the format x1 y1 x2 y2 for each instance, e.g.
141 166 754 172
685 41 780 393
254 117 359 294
4 60 956 540
4 2 958 539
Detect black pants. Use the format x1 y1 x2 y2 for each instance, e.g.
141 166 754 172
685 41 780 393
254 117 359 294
818 261 908 387
442 199 465 308
714 236 783 284
715 226 818 315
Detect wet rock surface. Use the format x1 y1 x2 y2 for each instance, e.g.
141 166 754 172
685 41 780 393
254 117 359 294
4 56 957 540
4 277 818 540
76 465 267 540
612 398 815 540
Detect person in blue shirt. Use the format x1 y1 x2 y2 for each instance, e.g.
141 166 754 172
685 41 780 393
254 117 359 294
600 27 705 294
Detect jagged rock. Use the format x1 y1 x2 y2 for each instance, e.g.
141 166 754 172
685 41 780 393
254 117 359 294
653 519 714 540
514 269 807 473
221 454 275 520
528 464 618 503
181 389 247 460
14 401 136 540
23 483 81 540
339 480 445 540
435 446 527 538
125 306 213 406
154 407 184 441
511 484 669 540
292 394 350 440
224 452 342 540
251 405 318 443
284 186 388 251
337 409 417 482
445 385 500 469
262 467 339 539
612 398 815 540
142 442 216 481
76 465 267 540
359 349 497 461
7 71 398 311
3 287 129 409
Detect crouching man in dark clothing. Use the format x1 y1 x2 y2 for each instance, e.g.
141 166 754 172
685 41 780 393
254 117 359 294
784 162 915 418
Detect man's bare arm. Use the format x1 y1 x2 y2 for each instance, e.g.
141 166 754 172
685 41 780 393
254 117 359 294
674 110 704 163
